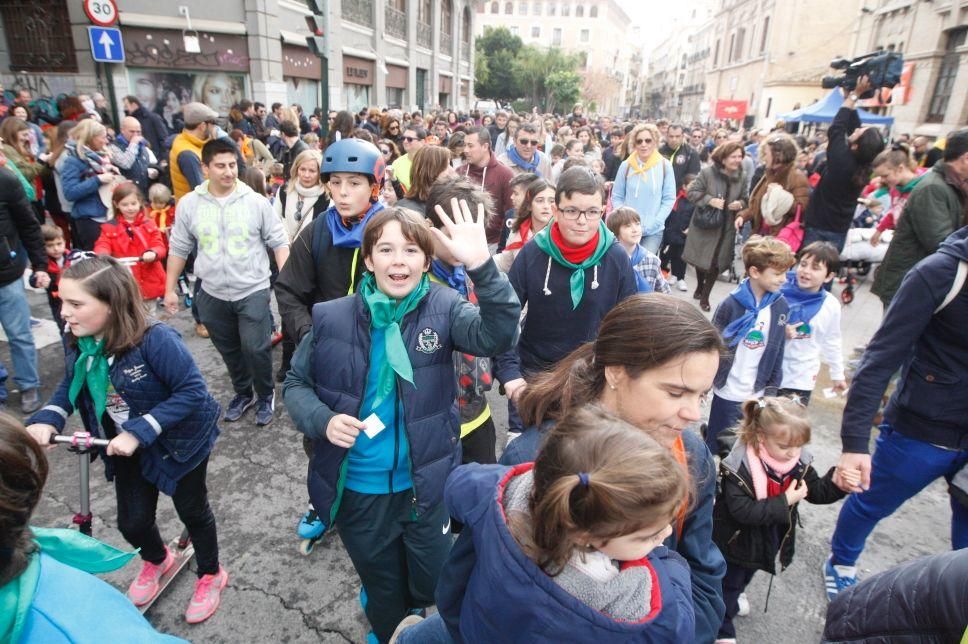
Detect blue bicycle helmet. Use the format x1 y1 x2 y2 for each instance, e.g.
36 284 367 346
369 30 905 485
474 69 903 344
321 137 386 191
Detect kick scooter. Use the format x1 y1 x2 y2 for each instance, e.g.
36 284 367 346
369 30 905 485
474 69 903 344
52 430 195 613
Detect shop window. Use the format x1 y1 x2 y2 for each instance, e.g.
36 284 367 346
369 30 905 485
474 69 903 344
344 84 371 113
0 0 77 72
387 87 406 109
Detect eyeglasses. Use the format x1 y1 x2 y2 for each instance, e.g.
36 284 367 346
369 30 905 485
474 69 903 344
402 136 417 142
635 138 654 145
517 139 540 147
380 148 391 155
559 207 604 221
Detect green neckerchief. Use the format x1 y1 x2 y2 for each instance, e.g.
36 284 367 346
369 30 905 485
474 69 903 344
68 336 110 421
0 527 137 643
359 272 431 407
532 220 614 309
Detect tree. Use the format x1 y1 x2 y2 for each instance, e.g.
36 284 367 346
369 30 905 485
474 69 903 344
545 71 582 114
513 46 582 111
475 27 523 101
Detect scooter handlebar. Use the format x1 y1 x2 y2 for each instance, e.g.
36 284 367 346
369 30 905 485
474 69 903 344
52 432 111 448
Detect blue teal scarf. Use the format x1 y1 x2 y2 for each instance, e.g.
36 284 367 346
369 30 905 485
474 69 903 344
722 279 782 347
430 259 467 297
506 144 541 173
780 270 825 326
326 201 384 248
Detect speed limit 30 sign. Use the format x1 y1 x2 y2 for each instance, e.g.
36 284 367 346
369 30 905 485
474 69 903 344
84 0 119 27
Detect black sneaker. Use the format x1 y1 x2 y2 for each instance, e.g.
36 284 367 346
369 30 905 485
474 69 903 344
224 393 256 422
20 388 41 414
255 392 275 426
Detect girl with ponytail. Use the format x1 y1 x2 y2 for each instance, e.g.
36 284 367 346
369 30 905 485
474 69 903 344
501 292 729 644
393 406 696 643
712 396 852 642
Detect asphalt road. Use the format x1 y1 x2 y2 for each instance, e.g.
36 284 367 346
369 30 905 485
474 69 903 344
6 270 954 644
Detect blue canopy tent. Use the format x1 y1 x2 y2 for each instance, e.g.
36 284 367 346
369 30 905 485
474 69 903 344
779 90 894 125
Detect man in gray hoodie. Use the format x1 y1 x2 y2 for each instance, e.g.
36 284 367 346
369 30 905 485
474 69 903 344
164 138 289 426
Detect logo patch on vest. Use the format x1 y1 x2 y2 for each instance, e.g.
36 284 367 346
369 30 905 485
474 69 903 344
416 327 441 354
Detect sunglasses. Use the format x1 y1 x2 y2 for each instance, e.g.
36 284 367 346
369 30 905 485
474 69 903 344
380 148 391 155
389 124 400 129
517 139 540 146
403 136 417 142
635 138 654 145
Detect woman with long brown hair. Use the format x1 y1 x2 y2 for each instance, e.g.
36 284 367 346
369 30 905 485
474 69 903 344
396 145 454 216
735 133 810 235
501 293 728 644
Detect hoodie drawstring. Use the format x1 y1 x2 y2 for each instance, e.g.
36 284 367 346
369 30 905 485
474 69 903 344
542 256 552 295
542 256 599 295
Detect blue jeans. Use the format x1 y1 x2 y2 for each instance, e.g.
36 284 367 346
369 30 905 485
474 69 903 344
640 232 662 255
802 227 848 253
0 277 40 397
830 424 968 566
705 394 744 457
397 613 453 644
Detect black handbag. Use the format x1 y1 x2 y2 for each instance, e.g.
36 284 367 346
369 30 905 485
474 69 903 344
692 204 724 230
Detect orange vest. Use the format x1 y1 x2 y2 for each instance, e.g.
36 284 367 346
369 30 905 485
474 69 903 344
168 130 207 201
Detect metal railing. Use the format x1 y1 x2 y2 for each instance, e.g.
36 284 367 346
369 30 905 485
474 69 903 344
385 6 407 39
441 33 453 56
461 41 470 61
417 21 432 47
344 0 374 27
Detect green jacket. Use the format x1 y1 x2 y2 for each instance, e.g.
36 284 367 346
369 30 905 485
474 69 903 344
872 162 965 305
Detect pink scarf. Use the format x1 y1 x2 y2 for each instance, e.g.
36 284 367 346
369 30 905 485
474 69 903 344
746 443 800 500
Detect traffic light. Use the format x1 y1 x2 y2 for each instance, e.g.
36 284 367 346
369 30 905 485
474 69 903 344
305 0 329 59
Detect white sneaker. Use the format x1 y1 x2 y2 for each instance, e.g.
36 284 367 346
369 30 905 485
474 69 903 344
505 432 522 448
737 592 750 616
666 275 677 285
677 280 688 292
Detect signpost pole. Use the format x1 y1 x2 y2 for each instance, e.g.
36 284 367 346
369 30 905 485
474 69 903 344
104 63 119 128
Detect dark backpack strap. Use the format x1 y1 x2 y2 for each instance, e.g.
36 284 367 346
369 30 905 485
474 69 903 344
310 213 328 267
278 188 287 214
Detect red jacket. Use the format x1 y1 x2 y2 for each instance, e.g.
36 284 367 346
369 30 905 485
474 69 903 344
94 211 167 299
457 153 515 244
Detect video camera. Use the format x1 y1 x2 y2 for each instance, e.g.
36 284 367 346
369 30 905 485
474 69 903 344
821 51 903 98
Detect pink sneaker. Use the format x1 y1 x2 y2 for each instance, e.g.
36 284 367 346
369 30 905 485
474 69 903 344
184 566 229 624
128 548 175 606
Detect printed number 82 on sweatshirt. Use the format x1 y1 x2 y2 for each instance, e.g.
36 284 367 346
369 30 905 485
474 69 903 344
196 220 251 257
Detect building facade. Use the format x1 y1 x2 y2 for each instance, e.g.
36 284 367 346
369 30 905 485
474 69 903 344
475 0 640 115
848 0 967 138
0 0 478 121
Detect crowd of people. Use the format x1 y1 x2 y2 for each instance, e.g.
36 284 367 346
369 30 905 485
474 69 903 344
0 74 966 644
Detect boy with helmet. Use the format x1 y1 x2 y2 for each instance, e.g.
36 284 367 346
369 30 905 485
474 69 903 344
274 137 386 550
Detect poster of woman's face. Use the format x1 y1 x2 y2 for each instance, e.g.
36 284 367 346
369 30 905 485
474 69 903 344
127 69 246 117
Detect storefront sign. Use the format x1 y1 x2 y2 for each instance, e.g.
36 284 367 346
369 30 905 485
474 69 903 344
343 56 374 86
127 68 247 118
387 64 408 89
123 27 249 72
283 45 322 79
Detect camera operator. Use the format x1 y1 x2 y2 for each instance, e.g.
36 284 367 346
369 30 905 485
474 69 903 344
802 75 886 252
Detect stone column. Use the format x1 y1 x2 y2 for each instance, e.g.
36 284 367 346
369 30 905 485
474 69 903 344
244 0 288 106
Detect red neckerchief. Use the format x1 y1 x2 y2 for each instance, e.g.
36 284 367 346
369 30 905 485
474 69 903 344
672 187 688 211
550 221 599 264
504 218 533 252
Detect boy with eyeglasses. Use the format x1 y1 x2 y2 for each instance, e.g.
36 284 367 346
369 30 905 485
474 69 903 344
494 166 637 439
497 122 553 181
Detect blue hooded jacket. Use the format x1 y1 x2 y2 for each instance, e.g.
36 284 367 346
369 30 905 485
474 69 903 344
841 226 968 453
501 426 726 644
434 463 696 643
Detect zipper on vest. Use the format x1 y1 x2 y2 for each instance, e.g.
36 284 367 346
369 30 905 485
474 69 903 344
389 392 399 493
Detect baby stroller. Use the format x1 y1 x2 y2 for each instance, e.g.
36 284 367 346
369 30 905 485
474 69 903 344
838 227 892 304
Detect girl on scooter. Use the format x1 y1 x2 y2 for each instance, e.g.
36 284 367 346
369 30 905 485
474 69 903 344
24 255 226 625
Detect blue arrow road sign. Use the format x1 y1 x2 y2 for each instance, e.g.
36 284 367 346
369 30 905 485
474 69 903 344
88 26 125 63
